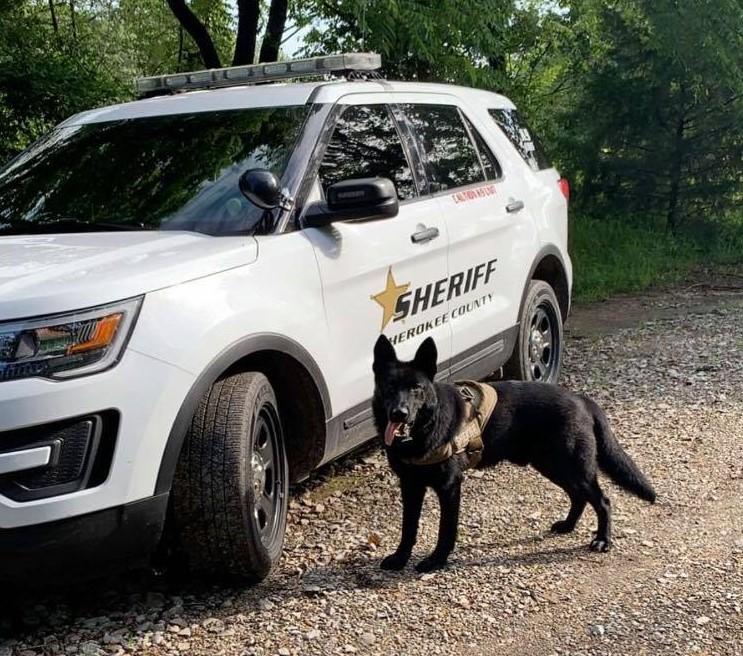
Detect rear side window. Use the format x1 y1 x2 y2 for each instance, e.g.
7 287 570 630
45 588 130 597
318 104 416 200
402 104 484 192
489 109 551 172
462 115 502 181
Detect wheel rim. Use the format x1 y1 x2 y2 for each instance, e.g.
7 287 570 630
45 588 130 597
526 302 558 381
250 405 284 547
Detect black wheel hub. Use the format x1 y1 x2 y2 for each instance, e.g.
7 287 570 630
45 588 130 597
251 406 284 546
527 304 558 381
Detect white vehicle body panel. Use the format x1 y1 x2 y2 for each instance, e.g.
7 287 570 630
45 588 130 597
0 233 257 319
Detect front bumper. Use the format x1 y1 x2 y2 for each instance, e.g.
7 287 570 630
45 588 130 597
0 494 168 584
0 348 195 530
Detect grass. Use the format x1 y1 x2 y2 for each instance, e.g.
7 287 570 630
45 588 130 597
569 213 743 303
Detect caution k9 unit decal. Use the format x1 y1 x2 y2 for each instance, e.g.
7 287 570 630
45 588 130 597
371 258 498 344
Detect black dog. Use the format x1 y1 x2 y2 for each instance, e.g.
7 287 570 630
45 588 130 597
372 335 656 572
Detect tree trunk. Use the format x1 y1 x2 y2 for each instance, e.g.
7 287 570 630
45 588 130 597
68 0 77 41
48 0 58 34
233 0 260 66
258 0 289 63
666 115 686 234
166 0 222 69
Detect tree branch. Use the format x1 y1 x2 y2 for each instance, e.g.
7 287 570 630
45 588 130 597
166 0 221 69
234 0 260 66
259 0 289 63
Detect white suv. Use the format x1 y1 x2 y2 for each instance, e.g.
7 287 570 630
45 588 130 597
0 54 571 584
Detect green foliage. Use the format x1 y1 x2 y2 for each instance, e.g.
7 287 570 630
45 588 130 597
297 0 512 87
0 2 128 162
117 0 234 74
535 0 743 230
570 212 743 302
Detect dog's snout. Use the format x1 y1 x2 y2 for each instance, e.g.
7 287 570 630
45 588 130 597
390 406 409 423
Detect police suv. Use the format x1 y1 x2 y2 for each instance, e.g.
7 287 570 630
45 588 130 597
0 53 571 584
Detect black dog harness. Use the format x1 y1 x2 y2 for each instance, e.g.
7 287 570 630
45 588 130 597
401 381 498 468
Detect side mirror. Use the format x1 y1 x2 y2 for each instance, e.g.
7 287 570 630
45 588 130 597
239 168 282 210
303 177 399 228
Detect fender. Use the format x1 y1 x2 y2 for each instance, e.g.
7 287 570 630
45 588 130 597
518 245 571 322
154 333 331 495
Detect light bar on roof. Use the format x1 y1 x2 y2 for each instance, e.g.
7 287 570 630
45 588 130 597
135 52 382 97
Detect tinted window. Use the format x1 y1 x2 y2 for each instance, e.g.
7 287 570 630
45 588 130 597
462 116 502 180
0 107 309 236
489 109 551 171
402 104 484 191
318 105 416 200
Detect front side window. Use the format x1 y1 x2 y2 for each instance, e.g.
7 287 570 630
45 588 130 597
0 106 309 236
402 104 484 191
489 108 551 172
318 104 417 200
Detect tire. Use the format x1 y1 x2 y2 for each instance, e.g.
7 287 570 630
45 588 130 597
504 280 563 384
169 371 288 584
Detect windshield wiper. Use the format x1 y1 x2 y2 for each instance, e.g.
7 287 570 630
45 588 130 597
0 219 153 235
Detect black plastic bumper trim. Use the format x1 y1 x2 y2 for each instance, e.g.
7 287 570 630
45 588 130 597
0 493 168 585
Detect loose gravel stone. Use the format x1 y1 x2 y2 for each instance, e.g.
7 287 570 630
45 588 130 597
2 281 742 655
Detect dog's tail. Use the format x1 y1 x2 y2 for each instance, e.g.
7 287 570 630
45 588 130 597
583 396 656 503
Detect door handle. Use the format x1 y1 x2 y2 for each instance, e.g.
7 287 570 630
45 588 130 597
411 226 440 244
506 199 525 213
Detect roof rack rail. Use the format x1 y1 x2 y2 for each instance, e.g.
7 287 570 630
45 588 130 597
135 52 382 98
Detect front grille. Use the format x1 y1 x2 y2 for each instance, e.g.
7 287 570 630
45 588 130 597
0 411 118 501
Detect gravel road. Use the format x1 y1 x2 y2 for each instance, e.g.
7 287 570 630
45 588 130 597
2 277 742 656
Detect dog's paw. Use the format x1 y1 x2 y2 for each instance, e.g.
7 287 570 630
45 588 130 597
550 519 576 534
415 555 448 573
380 551 410 571
589 537 611 552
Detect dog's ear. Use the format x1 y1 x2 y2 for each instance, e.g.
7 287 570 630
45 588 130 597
413 337 437 381
373 334 397 374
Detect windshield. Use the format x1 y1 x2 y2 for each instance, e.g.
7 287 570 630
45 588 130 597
0 105 309 236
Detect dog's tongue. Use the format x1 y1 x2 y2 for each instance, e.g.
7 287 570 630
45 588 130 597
384 422 402 446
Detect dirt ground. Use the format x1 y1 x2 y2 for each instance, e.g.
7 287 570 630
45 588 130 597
2 273 742 656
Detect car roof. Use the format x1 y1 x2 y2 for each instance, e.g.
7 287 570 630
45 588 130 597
63 80 516 125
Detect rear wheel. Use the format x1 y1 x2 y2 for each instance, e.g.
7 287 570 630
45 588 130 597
504 280 563 384
169 371 288 584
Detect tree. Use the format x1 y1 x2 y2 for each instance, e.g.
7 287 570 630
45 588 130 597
166 0 222 68
259 0 288 63
541 0 743 230
298 0 513 86
166 0 291 68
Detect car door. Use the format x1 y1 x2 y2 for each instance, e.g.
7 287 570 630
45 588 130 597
300 99 451 452
401 102 537 373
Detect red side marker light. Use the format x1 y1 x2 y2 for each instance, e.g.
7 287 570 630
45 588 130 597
558 178 570 202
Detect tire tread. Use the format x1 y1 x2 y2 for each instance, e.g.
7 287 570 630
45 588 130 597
170 371 287 584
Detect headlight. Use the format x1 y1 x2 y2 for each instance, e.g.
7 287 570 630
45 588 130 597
0 297 142 382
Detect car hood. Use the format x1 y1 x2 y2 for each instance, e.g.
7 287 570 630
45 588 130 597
0 232 258 320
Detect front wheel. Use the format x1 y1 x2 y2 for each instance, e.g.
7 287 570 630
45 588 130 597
504 280 563 384
169 371 288 584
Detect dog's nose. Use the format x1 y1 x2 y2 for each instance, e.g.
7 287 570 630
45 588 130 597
390 406 409 423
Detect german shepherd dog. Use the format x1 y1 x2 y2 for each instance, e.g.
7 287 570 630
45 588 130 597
372 335 656 572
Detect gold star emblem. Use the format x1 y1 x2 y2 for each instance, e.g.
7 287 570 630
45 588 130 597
371 267 410 331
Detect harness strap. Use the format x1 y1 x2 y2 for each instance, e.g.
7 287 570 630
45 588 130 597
402 381 497 467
